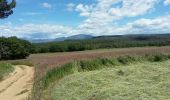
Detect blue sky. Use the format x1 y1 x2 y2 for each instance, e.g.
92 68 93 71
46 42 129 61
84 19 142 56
1 0 170 39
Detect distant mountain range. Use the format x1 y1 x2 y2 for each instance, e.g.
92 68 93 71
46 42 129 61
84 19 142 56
26 33 170 43
27 34 95 43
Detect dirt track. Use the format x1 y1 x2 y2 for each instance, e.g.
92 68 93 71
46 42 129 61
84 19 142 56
0 65 34 100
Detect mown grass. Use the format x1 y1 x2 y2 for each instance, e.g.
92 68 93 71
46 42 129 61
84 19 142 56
32 53 170 100
52 60 170 100
0 62 14 81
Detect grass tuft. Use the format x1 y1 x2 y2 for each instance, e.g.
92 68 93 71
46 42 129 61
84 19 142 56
0 62 14 81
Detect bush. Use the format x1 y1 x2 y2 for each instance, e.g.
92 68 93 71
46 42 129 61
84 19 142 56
117 56 137 64
0 37 34 60
146 54 169 62
80 59 104 71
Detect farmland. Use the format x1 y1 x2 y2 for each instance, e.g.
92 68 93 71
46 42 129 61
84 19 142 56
1 0 170 100
1 46 170 100
28 46 170 100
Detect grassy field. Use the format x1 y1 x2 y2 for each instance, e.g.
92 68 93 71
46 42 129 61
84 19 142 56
32 53 170 100
0 62 14 81
52 60 170 100
1 46 170 100
29 46 170 100
29 46 170 77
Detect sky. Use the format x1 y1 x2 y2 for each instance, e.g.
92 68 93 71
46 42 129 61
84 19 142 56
0 0 170 39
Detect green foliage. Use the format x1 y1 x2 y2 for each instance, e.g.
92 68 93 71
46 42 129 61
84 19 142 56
117 56 140 65
0 62 14 81
0 0 16 19
80 59 104 71
146 54 169 62
0 37 34 60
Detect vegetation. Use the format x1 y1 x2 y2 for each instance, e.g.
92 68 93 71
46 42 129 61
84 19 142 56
0 37 35 60
42 54 170 88
52 60 170 100
1 34 170 60
0 0 16 18
0 62 14 81
35 34 170 53
31 54 170 99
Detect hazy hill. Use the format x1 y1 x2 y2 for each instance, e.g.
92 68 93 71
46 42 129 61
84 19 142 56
28 34 94 43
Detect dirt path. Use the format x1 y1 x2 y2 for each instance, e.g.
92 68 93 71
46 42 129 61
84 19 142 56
0 65 34 100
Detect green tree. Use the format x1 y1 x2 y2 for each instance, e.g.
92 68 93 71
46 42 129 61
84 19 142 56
0 37 34 60
0 0 16 18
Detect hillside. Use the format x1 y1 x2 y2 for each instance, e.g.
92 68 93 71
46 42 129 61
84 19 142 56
34 34 170 53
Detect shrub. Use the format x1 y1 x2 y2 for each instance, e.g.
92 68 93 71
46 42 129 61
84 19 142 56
117 56 137 65
80 59 104 71
146 54 169 62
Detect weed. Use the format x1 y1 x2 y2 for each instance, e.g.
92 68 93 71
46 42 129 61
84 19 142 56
0 62 14 81
146 54 169 62
117 70 125 76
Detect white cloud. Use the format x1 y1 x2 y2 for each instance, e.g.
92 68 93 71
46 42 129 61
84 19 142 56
66 3 75 11
1 14 170 39
75 4 94 17
1 0 170 39
73 0 159 35
109 0 158 18
164 0 170 5
41 2 52 9
127 15 170 34
0 24 73 39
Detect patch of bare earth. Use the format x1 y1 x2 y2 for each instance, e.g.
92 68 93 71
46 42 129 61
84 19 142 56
0 65 34 100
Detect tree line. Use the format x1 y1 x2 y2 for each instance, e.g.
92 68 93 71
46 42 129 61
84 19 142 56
1 34 170 60
35 34 170 53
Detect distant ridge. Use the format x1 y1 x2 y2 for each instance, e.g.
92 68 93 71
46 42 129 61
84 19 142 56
26 33 170 43
28 34 94 43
